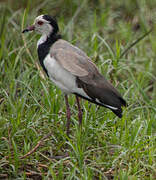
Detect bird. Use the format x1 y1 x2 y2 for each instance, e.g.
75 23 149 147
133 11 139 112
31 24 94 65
22 15 127 135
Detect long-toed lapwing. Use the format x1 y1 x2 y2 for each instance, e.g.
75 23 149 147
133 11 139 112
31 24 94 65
23 15 127 135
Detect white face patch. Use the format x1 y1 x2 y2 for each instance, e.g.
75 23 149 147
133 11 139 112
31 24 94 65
34 15 53 36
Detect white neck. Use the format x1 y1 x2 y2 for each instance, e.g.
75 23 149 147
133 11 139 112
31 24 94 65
37 34 48 48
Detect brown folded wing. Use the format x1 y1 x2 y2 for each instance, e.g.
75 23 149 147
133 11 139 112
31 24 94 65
50 39 126 117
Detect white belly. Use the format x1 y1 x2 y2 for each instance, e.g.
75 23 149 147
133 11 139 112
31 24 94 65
43 54 90 99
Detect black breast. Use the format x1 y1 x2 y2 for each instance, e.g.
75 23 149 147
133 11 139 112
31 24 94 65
37 34 61 76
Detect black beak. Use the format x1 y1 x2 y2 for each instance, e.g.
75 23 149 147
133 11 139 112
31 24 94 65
22 25 35 33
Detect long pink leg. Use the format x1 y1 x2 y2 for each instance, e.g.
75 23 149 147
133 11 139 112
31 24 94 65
75 95 82 126
64 95 71 136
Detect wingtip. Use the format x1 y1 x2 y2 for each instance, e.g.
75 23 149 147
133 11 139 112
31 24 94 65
119 97 127 107
111 108 123 118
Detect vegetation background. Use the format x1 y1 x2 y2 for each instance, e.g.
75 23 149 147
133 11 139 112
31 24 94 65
0 0 156 179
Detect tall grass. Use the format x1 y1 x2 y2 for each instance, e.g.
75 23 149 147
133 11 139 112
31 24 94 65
0 0 156 179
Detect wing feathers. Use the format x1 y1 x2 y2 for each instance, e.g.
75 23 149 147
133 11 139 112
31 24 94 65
52 49 89 76
50 39 99 78
76 77 126 118
50 39 127 117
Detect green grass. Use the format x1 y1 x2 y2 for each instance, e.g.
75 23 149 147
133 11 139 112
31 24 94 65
0 0 156 179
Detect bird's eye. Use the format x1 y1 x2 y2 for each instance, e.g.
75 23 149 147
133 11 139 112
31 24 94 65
37 21 44 25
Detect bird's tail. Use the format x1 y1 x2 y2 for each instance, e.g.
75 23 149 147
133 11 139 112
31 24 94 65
76 77 127 118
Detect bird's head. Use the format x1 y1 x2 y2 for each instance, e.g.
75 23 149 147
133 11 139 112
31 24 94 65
22 15 59 36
